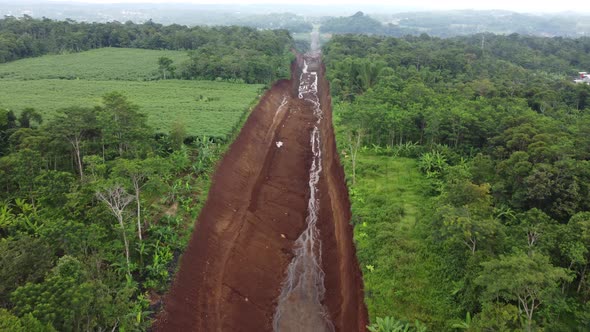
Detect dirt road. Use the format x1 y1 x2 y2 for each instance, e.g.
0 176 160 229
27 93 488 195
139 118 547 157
153 54 368 331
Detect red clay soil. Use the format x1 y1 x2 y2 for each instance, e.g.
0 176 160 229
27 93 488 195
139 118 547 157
153 60 368 332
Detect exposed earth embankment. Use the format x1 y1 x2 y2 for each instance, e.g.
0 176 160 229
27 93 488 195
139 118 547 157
154 54 367 331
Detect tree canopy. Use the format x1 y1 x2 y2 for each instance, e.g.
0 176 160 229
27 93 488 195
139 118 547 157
327 32 590 330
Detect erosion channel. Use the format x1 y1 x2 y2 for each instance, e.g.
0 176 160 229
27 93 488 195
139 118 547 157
154 39 368 332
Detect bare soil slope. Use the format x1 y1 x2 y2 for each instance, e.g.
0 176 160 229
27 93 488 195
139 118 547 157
153 59 368 331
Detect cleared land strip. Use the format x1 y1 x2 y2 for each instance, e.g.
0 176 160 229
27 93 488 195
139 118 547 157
154 58 368 331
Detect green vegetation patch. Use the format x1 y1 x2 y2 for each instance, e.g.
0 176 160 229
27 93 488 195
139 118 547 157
347 154 456 327
0 48 188 81
329 33 590 330
0 79 262 137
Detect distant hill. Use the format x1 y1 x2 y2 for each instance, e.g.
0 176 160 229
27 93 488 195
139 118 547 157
233 13 312 33
332 10 590 37
378 10 590 37
320 11 383 34
2 1 590 37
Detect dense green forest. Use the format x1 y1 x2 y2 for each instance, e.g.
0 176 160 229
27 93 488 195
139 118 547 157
0 17 272 330
326 33 590 330
0 90 257 330
0 16 294 83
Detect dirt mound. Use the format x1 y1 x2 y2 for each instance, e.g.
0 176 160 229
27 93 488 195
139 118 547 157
316 62 369 331
153 60 368 331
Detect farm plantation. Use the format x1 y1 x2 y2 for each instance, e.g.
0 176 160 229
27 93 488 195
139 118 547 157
0 48 264 138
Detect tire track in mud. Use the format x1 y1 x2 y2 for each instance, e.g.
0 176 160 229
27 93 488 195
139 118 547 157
154 56 368 331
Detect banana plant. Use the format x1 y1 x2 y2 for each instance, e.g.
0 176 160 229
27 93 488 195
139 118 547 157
367 317 428 332
14 198 41 234
367 317 409 332
451 312 473 330
0 203 14 231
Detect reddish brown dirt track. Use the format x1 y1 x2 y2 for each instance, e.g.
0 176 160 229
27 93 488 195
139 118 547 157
153 58 368 332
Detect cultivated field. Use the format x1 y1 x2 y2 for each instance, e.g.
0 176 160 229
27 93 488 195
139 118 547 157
0 48 189 81
0 48 264 137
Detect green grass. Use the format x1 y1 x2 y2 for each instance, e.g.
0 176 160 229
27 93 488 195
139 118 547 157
0 48 264 137
344 153 457 328
0 79 263 137
0 48 189 81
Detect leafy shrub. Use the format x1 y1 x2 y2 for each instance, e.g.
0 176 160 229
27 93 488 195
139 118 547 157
368 317 427 332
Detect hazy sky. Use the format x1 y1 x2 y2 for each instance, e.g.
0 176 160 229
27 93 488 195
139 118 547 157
44 0 590 13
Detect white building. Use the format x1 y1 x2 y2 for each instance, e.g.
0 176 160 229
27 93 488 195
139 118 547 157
574 72 590 85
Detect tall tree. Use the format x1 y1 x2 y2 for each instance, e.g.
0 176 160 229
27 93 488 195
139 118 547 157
111 157 169 242
99 92 150 158
476 252 571 332
48 107 97 180
561 212 590 295
17 108 42 129
96 184 134 277
438 166 500 254
11 256 97 332
347 129 363 186
157 56 175 80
